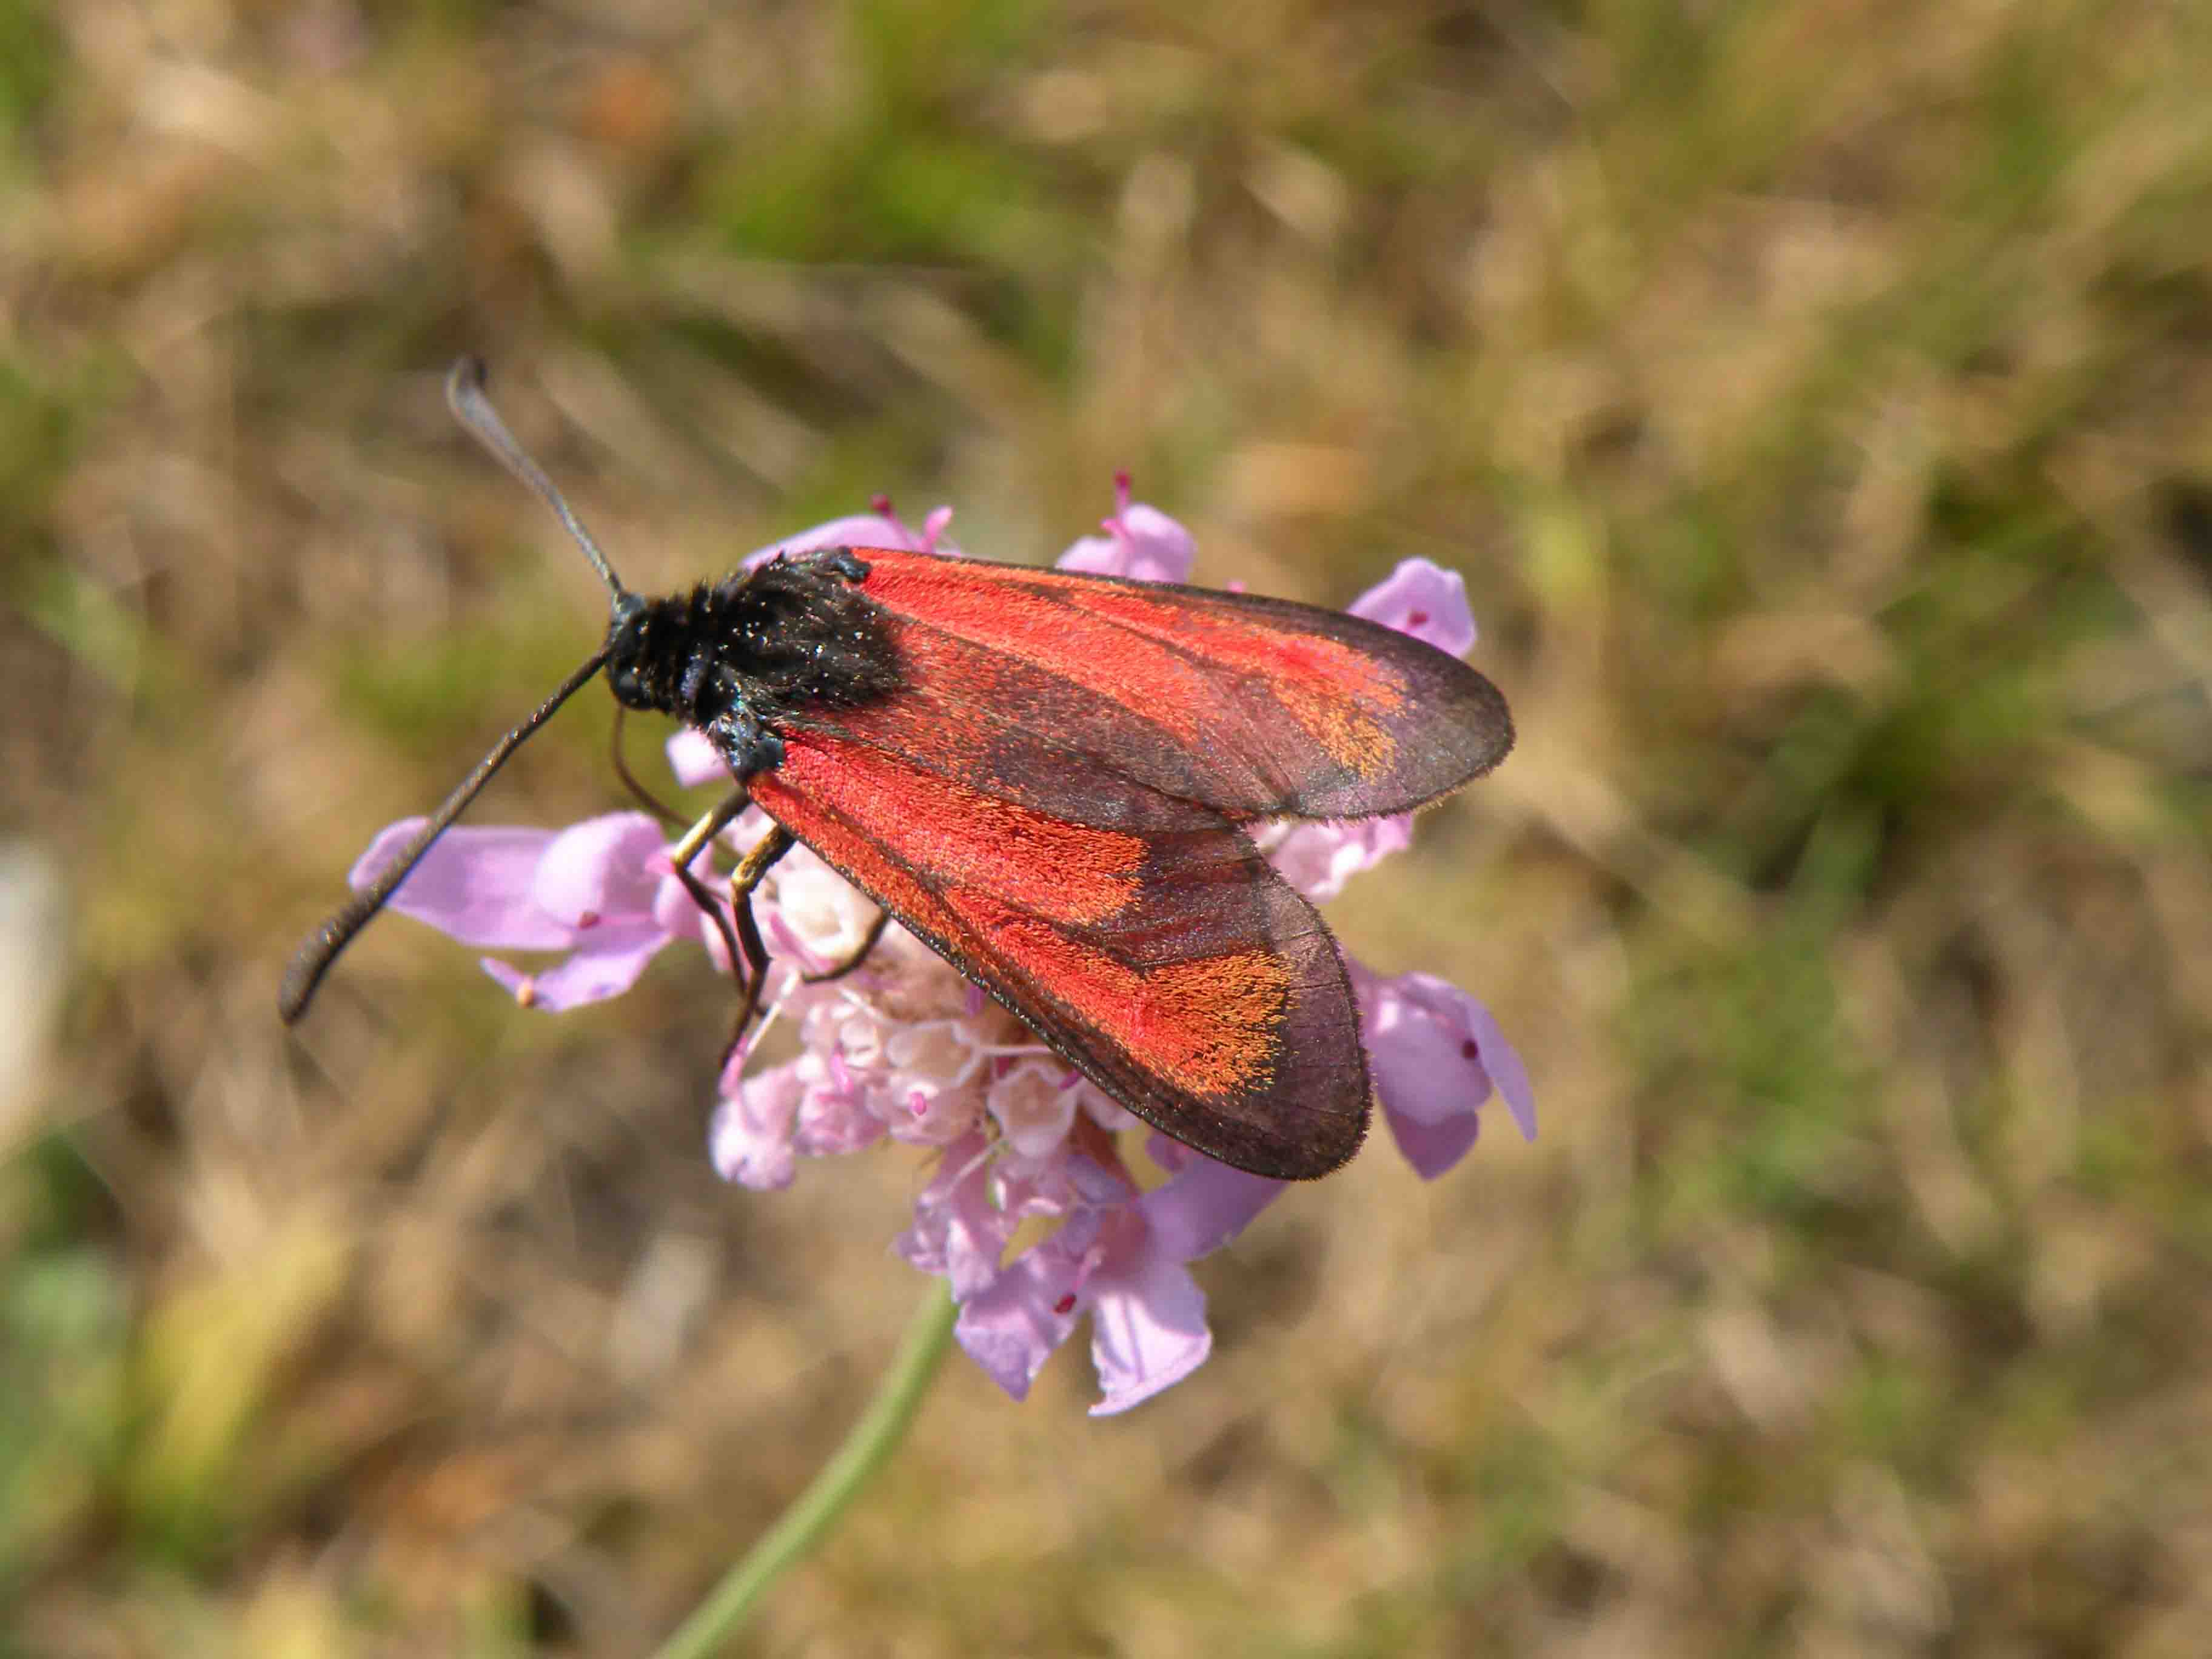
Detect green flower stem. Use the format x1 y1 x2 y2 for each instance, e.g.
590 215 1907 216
651 1285 960 1659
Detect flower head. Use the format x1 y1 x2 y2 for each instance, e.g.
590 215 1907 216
1054 473 1197 584
345 485 1529 1412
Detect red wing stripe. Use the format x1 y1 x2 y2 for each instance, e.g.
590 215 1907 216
795 622 1292 823
1008 570 1413 773
769 737 1147 927
858 551 1406 781
769 729 1253 945
857 558 1222 747
854 592 1362 813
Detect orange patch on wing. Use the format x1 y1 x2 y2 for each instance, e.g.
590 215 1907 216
1142 953 1298 1095
970 897 1291 1098
1281 683 1398 780
772 735 1144 925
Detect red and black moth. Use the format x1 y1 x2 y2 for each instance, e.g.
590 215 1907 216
281 359 1513 1181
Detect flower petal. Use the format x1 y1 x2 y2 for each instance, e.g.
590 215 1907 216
1053 534 1124 575
985 1059 1081 1160
1056 500 1196 585
953 1247 1081 1402
770 844 890 970
740 507 958 570
1469 999 1537 1142
917 506 956 552
665 728 725 788
1140 1159 1285 1262
1382 1101 1480 1179
1087 1250 1212 1416
1349 558 1477 657
894 1131 1015 1299
1358 967 1536 1179
796 1060 893 1156
1115 504 1197 583
742 512 908 567
480 919 672 1013
351 821 576 951
531 813 668 928
711 1060 803 1190
1264 815 1414 902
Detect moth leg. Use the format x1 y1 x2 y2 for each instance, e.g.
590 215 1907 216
720 825 796 1065
668 790 751 991
609 706 683 829
801 910 890 985
670 788 749 868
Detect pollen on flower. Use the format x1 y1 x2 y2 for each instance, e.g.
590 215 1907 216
514 977 539 1009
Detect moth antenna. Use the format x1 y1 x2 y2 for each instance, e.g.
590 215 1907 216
278 648 610 1024
446 355 630 600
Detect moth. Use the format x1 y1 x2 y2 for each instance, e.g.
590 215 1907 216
282 360 1512 1179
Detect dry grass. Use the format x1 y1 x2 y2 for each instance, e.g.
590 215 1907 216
5 0 2211 1652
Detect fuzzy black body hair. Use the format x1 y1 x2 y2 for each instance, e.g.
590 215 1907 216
604 549 902 777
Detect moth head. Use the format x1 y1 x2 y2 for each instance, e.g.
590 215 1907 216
604 590 655 711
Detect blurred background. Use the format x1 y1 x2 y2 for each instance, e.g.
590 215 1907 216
4 0 2210 1652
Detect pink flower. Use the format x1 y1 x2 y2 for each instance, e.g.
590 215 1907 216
898 1134 1281 1413
1258 814 1415 903
1053 472 1196 584
343 481 1529 1412
1349 557 1478 656
347 812 723 1010
1355 966 1536 1179
740 497 957 570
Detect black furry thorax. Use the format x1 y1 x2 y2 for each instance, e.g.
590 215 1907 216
603 549 902 777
